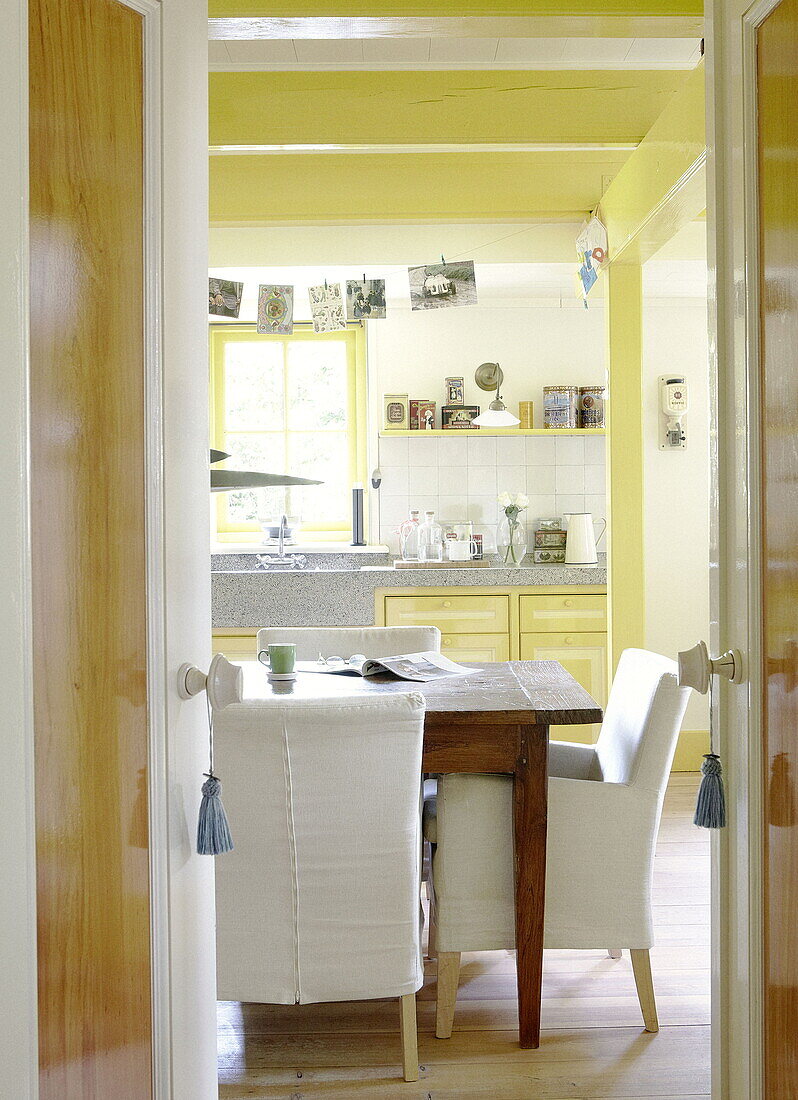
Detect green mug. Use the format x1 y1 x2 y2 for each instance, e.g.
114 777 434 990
259 643 296 675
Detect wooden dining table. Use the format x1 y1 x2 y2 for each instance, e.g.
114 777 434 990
238 658 602 1049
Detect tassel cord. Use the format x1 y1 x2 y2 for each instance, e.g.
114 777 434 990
693 673 727 829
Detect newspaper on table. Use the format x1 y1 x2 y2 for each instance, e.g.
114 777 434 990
297 650 476 683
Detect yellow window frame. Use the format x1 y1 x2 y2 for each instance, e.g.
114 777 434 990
210 323 367 541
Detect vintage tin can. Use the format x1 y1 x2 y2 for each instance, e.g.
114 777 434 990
543 386 579 429
538 517 562 531
533 547 566 564
534 529 567 548
518 401 534 429
579 385 605 428
383 393 409 430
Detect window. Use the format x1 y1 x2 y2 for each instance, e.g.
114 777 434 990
210 325 367 540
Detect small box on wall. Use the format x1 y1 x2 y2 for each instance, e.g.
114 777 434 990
442 405 480 429
409 399 436 430
383 393 409 430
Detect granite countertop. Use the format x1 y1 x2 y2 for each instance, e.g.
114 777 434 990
212 555 607 629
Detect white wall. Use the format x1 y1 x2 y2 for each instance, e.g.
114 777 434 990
643 294 710 734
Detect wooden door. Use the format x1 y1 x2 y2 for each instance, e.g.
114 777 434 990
758 2 798 1092
29 0 151 1096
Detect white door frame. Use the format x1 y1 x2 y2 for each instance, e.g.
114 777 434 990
0 1 216 1096
707 0 780 1095
0 2 37 1097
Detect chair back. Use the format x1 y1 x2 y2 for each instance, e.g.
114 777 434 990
256 624 441 662
214 692 426 1006
594 648 691 794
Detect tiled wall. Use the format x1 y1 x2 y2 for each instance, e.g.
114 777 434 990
377 433 606 554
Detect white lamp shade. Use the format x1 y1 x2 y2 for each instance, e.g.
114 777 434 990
472 407 520 428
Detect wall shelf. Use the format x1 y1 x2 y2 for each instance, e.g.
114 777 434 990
379 428 606 438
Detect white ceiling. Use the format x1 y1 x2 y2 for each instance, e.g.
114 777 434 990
209 36 702 72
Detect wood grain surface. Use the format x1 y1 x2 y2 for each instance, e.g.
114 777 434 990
758 3 798 1094
29 0 151 1096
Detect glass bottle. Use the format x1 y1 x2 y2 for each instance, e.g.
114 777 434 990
399 509 421 561
418 510 444 563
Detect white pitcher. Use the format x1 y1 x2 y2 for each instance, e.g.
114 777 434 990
564 512 606 566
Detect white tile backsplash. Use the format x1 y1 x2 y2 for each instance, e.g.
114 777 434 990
377 433 605 548
409 465 439 495
555 464 585 494
467 435 497 465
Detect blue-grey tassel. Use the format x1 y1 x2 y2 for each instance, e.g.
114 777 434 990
694 753 726 829
197 773 233 855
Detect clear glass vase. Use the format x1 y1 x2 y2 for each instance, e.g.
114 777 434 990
497 514 527 566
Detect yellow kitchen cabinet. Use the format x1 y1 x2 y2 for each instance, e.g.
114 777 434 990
383 593 509 635
520 631 608 743
519 593 607 634
212 630 257 662
439 632 511 663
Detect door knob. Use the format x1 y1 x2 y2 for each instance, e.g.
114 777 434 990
677 640 743 695
177 652 242 709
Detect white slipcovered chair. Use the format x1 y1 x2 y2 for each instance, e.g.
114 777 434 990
256 624 441 662
423 648 691 1038
214 692 427 1082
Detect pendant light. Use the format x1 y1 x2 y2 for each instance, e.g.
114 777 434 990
472 363 520 428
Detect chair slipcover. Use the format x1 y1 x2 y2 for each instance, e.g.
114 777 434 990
425 648 691 952
215 692 426 1005
256 625 441 662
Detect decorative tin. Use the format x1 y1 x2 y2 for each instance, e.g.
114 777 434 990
533 547 566 564
383 393 409 430
409 399 436 430
442 405 480 429
534 529 567 548
538 517 562 531
518 401 534 429
471 534 484 560
543 385 579 429
579 385 606 428
445 376 465 405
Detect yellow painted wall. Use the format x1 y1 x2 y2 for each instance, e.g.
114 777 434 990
209 69 689 147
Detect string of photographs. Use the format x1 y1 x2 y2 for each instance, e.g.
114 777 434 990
208 261 478 335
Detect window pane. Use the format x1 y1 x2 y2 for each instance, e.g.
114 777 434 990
286 339 348 431
224 340 284 430
223 431 287 524
288 432 349 524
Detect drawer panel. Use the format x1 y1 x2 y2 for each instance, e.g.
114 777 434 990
212 632 257 662
519 593 606 634
384 594 509 635
440 633 510 663
520 631 607 743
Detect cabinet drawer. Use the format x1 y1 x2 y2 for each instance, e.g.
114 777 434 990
384 594 509 635
519 594 606 634
212 632 257 662
520 631 606 743
440 633 510 663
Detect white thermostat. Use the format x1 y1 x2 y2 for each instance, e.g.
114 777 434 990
658 375 688 450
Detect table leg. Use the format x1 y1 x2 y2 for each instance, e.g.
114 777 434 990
513 723 549 1049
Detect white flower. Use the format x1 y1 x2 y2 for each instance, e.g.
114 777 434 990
514 493 529 509
497 491 513 508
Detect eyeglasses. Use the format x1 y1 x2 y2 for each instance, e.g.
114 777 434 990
317 652 367 667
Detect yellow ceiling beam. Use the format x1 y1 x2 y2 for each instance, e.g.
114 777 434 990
209 69 688 147
599 57 705 263
209 149 630 225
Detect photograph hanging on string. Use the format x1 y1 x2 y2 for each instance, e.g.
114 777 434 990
209 278 244 319
408 261 478 311
345 278 386 320
257 284 294 335
308 282 347 333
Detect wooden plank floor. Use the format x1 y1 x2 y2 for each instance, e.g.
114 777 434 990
217 774 710 1098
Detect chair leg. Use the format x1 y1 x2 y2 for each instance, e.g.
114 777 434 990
435 951 461 1039
399 993 419 1082
630 948 659 1033
427 903 437 959
608 948 622 959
